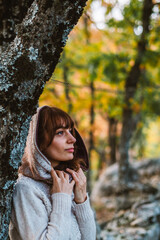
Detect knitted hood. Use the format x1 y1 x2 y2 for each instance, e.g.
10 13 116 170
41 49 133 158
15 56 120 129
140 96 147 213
19 106 89 184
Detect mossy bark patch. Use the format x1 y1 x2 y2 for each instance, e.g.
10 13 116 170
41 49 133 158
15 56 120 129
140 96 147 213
14 55 36 82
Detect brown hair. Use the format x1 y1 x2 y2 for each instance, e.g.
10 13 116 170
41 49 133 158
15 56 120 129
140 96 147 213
37 106 85 172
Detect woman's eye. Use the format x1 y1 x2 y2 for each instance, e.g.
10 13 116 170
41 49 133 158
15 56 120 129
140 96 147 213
56 131 64 135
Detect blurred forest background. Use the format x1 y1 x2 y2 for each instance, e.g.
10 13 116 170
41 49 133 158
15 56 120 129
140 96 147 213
39 0 160 180
39 0 160 238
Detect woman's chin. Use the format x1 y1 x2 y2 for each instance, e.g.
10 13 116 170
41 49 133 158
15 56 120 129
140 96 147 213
66 152 74 158
65 156 74 161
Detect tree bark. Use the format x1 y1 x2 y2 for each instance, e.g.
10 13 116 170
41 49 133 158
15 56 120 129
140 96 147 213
0 0 88 239
118 0 153 187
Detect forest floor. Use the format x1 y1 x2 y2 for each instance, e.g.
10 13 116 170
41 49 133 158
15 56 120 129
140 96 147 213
91 158 160 240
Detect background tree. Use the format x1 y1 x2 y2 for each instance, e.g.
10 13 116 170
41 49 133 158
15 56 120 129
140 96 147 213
118 0 154 187
0 0 88 239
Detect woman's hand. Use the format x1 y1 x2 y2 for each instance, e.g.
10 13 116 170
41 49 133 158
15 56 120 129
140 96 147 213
66 168 87 204
50 168 75 195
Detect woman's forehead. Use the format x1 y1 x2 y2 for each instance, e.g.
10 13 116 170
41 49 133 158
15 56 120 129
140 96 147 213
55 118 73 129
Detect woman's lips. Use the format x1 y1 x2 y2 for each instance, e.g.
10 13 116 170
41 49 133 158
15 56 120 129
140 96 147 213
66 148 74 153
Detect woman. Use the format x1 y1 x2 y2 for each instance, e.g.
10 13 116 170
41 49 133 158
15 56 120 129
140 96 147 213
9 106 96 240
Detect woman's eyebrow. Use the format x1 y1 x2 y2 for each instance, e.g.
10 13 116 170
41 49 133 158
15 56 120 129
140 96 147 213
56 126 68 130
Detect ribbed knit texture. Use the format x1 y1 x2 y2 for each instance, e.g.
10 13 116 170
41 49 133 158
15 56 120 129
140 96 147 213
51 193 72 215
9 176 96 240
72 197 94 221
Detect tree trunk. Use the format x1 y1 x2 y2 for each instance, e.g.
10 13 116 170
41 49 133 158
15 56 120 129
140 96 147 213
118 0 153 187
0 0 88 239
88 78 95 193
108 117 118 165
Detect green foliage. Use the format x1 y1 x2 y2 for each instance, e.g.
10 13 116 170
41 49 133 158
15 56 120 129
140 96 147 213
143 50 160 67
102 53 130 84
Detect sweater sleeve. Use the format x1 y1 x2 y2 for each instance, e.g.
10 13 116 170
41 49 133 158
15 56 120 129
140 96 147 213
10 182 72 240
72 194 96 240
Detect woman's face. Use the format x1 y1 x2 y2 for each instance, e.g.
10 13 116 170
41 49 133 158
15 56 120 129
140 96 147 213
44 127 76 167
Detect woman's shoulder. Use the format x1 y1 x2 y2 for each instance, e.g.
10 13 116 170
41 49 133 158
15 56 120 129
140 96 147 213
15 175 51 198
16 174 41 187
12 176 52 216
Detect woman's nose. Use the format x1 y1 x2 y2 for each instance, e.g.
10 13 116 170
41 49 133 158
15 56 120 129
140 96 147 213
67 132 76 143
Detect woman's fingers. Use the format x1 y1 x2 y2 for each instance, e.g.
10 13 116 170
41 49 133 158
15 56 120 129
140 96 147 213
77 168 87 184
50 169 75 195
51 169 71 182
70 179 75 187
51 168 58 179
51 169 65 181
77 168 84 175
56 170 64 179
66 168 79 182
66 168 76 175
66 168 86 183
66 167 87 204
63 172 69 181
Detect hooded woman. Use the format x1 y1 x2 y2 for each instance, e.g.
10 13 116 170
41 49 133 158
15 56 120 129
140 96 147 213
9 106 96 240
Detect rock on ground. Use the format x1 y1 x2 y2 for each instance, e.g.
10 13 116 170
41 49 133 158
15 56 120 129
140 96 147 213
91 158 160 240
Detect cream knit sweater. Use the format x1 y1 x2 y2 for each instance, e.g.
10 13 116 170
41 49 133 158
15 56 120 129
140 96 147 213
9 175 96 240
